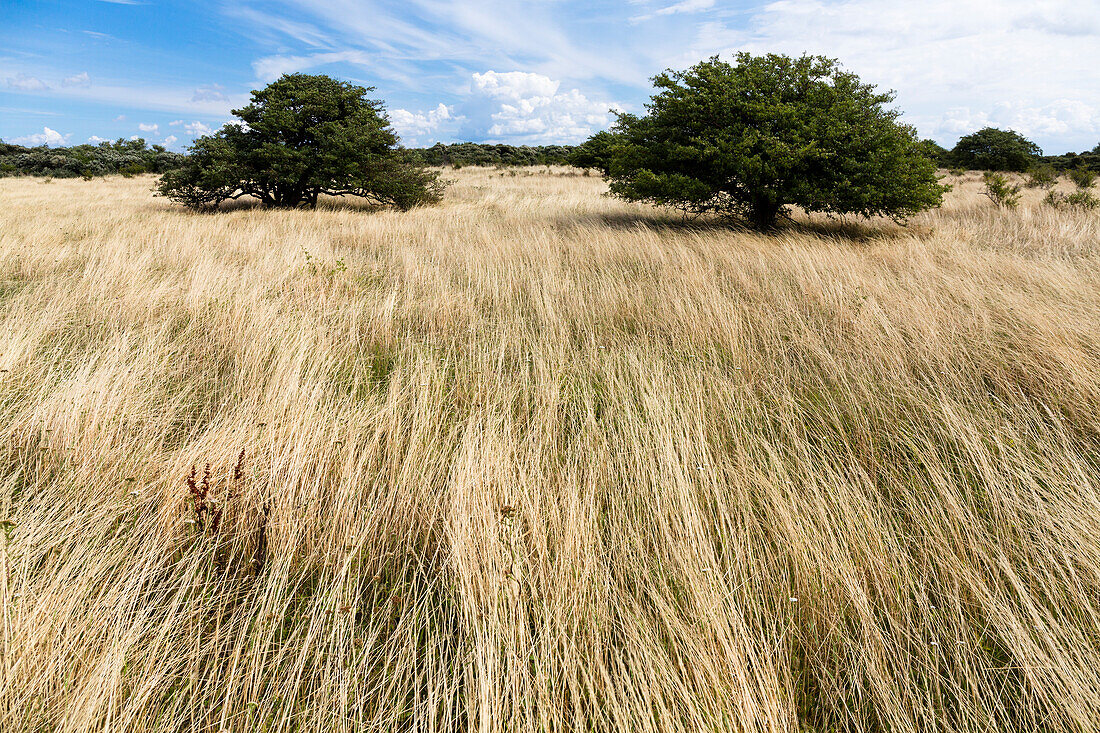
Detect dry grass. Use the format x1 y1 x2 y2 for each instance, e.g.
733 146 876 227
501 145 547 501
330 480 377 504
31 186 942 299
1 167 1100 732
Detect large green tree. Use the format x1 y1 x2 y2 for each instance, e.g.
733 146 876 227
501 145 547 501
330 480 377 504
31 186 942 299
157 74 445 211
949 128 1042 172
580 53 947 230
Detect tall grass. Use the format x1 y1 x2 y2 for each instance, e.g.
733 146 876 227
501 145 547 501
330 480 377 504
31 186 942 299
2 169 1100 732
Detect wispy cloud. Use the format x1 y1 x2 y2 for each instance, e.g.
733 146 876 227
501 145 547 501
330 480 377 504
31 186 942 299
62 72 90 87
191 84 228 102
632 0 715 23
5 73 49 91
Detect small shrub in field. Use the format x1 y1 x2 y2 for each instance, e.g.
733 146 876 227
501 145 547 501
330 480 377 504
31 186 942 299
1026 165 1057 190
982 172 1021 209
1044 190 1100 210
1069 168 1097 190
949 168 966 177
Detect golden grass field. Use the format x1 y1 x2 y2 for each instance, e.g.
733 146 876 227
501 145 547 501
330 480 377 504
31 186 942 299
2 167 1100 732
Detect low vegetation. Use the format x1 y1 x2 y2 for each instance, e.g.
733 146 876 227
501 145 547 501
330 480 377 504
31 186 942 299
0 137 182 178
2 168 1100 732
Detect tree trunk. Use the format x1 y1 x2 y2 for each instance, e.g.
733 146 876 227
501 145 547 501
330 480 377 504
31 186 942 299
750 198 781 231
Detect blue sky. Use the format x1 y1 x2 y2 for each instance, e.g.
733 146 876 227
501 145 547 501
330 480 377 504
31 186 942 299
2 0 1098 153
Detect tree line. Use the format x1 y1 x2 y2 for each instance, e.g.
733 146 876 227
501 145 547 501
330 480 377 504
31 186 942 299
5 133 1095 181
0 137 183 178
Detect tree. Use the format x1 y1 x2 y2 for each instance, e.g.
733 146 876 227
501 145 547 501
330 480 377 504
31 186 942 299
949 128 1041 172
917 139 949 167
157 74 445 211
582 54 947 230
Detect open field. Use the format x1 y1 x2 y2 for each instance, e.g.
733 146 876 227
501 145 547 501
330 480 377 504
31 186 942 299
2 168 1100 732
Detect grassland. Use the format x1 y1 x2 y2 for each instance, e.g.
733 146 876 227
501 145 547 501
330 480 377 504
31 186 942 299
2 168 1100 732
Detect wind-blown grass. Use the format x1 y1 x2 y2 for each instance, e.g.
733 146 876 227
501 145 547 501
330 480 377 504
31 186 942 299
2 169 1100 732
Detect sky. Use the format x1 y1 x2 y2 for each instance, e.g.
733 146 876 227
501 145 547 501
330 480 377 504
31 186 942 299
2 0 1098 154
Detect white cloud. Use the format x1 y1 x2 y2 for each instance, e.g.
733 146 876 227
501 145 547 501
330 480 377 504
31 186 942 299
389 103 458 144
62 72 90 87
5 73 48 91
183 121 213 136
191 84 228 102
464 71 619 144
138 122 158 133
114 114 127 122
88 135 109 144
163 135 178 145
252 50 372 82
633 0 715 22
472 71 561 100
11 127 69 146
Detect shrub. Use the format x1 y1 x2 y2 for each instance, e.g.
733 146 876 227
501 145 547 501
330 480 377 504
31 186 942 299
587 53 948 230
119 162 146 178
1046 190 1100 210
1069 168 1097 190
156 74 446 211
1026 165 1058 190
950 128 1042 172
982 172 1021 209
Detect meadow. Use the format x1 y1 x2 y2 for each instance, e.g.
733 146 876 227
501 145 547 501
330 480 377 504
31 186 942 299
2 168 1100 732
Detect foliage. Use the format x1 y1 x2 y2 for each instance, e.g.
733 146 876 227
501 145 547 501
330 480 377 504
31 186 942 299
1039 144 1100 172
1045 190 1100 210
0 137 183 178
1025 164 1058 190
949 128 1042 172
157 74 446 211
407 142 574 167
565 131 617 170
982 171 1021 208
585 53 947 229
1068 168 1097 190
917 138 949 167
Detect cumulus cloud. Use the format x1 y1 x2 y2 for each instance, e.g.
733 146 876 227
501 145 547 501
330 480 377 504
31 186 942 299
138 122 159 133
381 71 618 145
5 73 48 91
62 72 90 87
472 71 561 100
88 135 109 144
163 135 178 145
183 121 213 136
11 127 69 146
466 71 619 144
389 103 459 144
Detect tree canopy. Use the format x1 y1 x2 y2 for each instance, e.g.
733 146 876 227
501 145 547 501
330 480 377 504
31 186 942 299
948 128 1042 172
156 74 445 211
576 53 948 229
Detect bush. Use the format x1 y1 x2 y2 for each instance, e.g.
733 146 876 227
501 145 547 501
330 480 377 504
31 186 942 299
1026 165 1058 190
982 172 1021 208
586 53 948 230
157 74 446 211
1045 190 1100 210
950 128 1042 172
1069 168 1097 190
